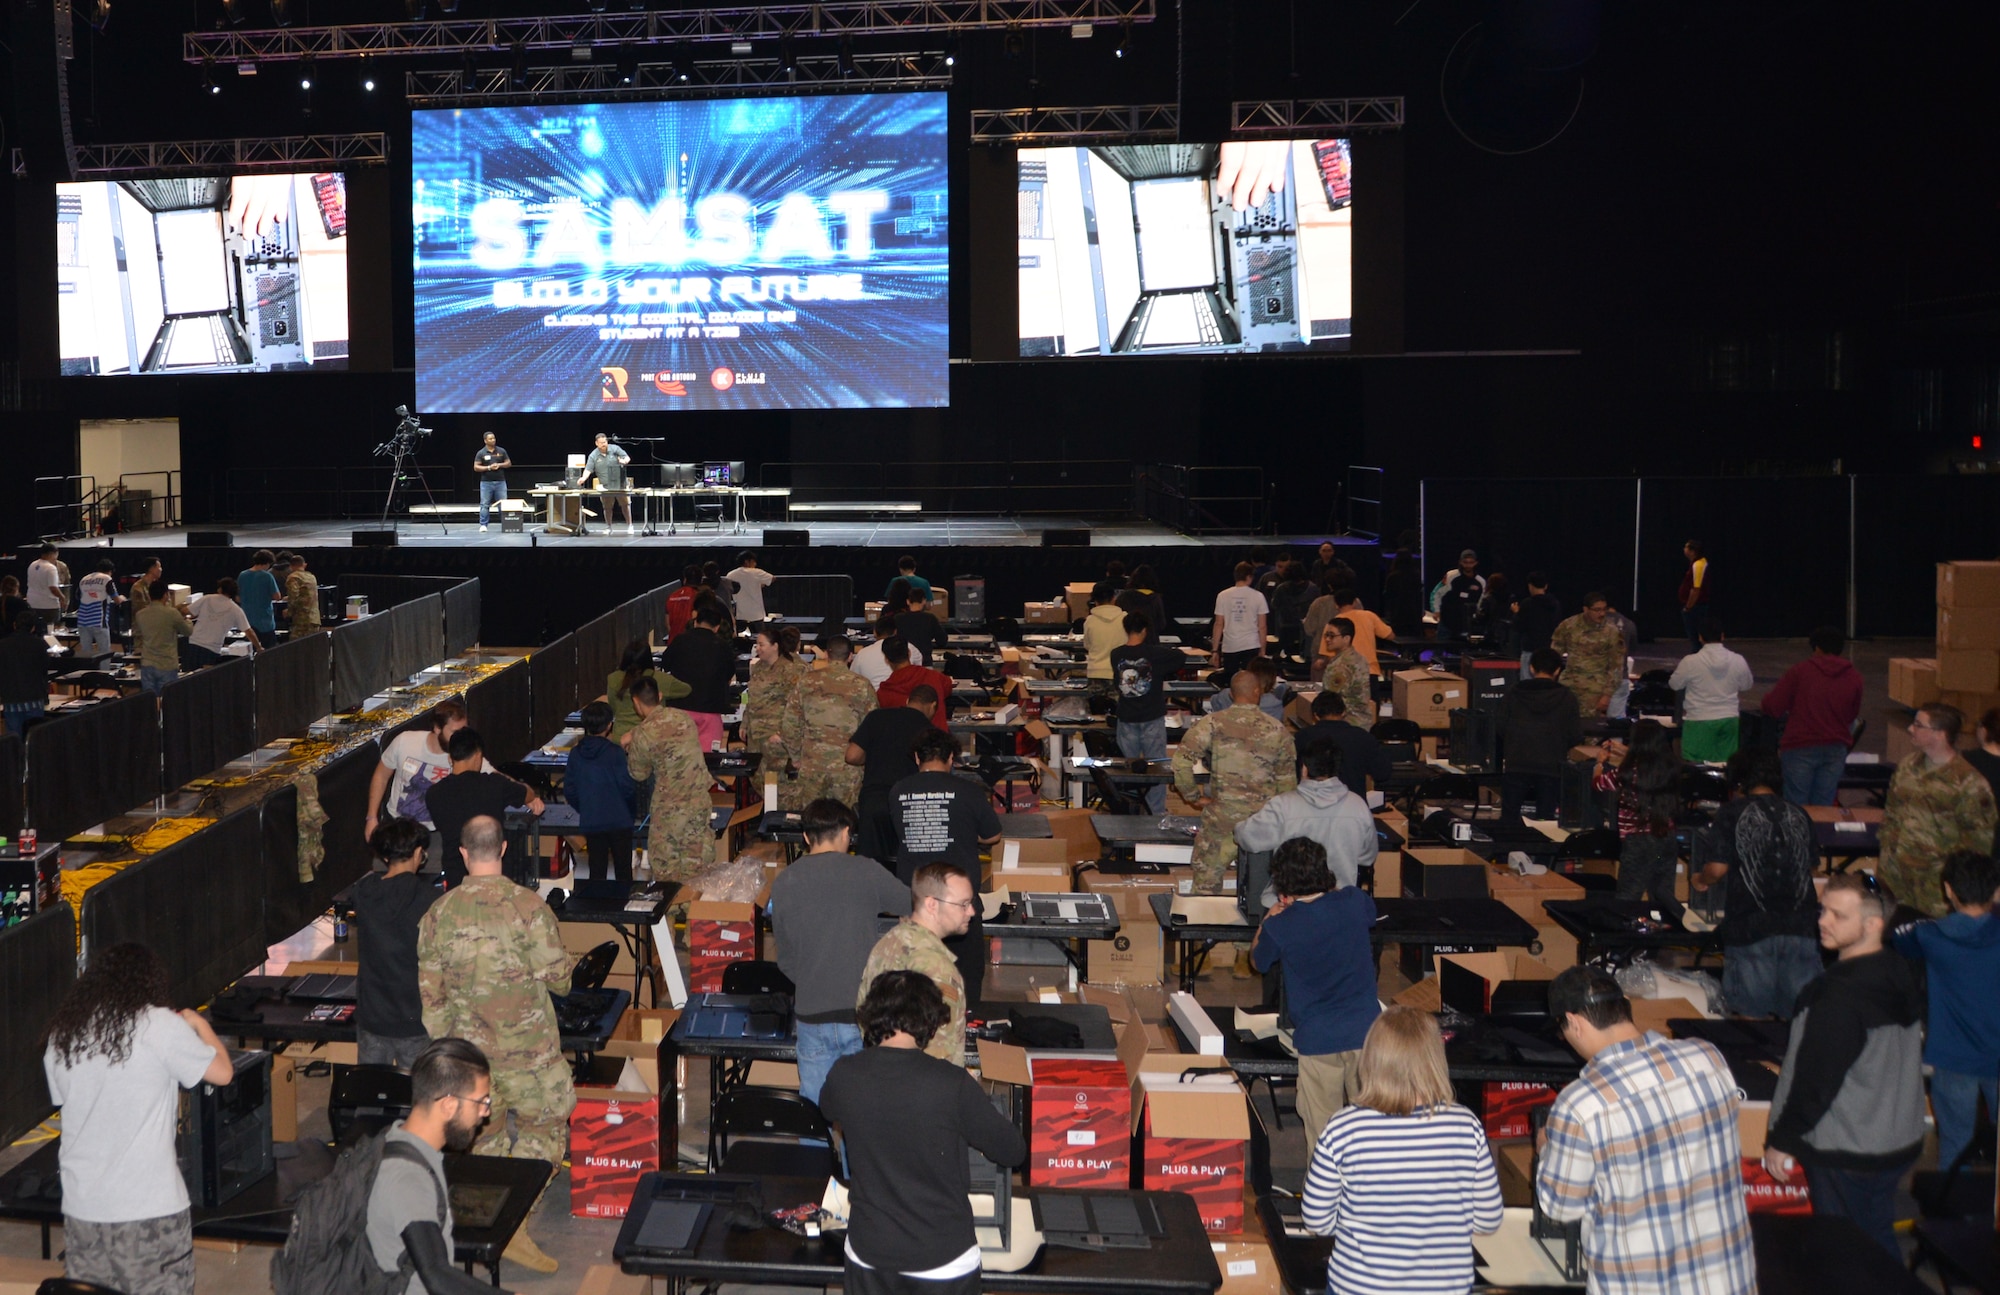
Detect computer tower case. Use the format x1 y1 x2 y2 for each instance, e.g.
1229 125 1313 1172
177 1049 274 1209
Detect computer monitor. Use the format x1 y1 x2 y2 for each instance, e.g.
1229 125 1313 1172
662 462 700 487
702 462 745 487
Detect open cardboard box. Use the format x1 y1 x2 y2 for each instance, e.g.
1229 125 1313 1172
980 1020 1152 1189
687 898 761 992
1394 950 1557 1011
1133 1055 1252 1233
1627 996 1703 1036
1401 845 1489 898
570 1058 663 1219
992 837 1074 893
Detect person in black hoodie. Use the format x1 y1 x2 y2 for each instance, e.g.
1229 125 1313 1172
1268 560 1319 659
1382 551 1426 639
1513 572 1561 681
662 594 738 754
352 816 442 1068
1764 872 1925 1257
1497 648 1582 822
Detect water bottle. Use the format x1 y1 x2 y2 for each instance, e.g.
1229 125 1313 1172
333 910 349 943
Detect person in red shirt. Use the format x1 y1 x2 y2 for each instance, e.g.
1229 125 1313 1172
665 564 700 641
1760 625 1864 806
876 637 951 732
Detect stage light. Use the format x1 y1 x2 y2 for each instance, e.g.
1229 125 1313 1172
201 55 220 94
510 40 528 88
943 37 958 67
220 0 242 24
837 35 855 77
298 55 313 89
673 43 692 81
729 39 752 56
436 0 456 12
1114 19 1131 58
360 57 375 91
615 51 637 84
269 0 291 26
778 34 797 75
570 35 592 61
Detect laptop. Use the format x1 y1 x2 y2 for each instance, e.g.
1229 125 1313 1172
1031 1191 1165 1250
1015 893 1116 925
288 972 358 1003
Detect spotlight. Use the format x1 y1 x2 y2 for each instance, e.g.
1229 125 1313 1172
570 35 592 61
673 42 692 81
360 57 375 91
220 0 242 24
615 50 637 85
777 34 797 75
298 54 313 89
437 0 456 13
510 40 528 89
837 34 855 77
728 39 752 57
943 37 958 67
1003 26 1024 58
201 55 220 94
269 0 291 25
1114 19 1131 59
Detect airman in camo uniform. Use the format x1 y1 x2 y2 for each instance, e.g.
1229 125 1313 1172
284 554 321 634
1319 618 1375 728
1881 709 1999 917
858 863 971 1067
742 624 806 776
625 677 716 886
418 815 574 1271
783 638 877 810
1550 594 1626 717
1174 677 1300 894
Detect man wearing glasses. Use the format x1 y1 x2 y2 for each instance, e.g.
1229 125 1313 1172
365 1038 494 1295
857 864 977 1068
1550 592 1627 718
1881 703 1999 917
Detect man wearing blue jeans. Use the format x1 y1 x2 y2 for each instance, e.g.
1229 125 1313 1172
1695 748 1823 1018
1761 627 1864 806
472 432 511 531
1110 612 1183 816
1892 849 2000 1171
767 798 912 1105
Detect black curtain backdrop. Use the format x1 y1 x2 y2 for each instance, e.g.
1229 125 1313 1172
260 772 374 948
0 735 23 839
1420 478 1641 625
27 693 161 843
0 904 75 1147
390 592 445 683
1854 476 2000 638
765 574 855 621
466 660 532 766
529 634 579 747
617 595 651 658
161 657 255 790
1634 477 1852 643
444 578 482 659
331 611 396 712
255 630 333 745
81 804 266 1009
576 614 622 699
313 743 381 895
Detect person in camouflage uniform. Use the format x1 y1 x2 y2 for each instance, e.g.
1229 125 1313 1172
417 814 574 1274
742 623 806 775
858 863 973 1067
783 635 876 810
624 675 715 887
1319 619 1375 728
283 552 321 635
1550 592 1625 717
1881 704 2000 917
1175 672 1301 895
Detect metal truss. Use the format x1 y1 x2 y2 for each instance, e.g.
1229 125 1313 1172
406 52 952 105
12 134 389 179
185 1 1154 65
969 103 1177 143
1231 97 1405 133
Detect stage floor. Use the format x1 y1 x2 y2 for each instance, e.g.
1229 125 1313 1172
99 517 1361 551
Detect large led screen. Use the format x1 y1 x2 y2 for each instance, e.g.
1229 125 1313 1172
58 173 351 374
413 93 948 412
1018 140 1352 356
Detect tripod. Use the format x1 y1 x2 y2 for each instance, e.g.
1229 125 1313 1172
378 444 444 530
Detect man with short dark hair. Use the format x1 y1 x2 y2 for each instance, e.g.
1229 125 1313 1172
724 550 774 622
354 817 440 1068
819 971 1027 1295
1210 561 1269 677
769 799 914 1104
423 727 543 889
1433 549 1485 639
889 730 1000 1005
663 597 736 754
885 555 931 606
1891 850 2000 1172
1109 611 1183 814
284 551 322 636
853 614 923 686
236 549 281 644
1497 648 1581 823
1760 627 1864 806
1319 618 1374 728
1292 691 1393 799
367 1038 492 1295
848 684 940 861
1550 592 1625 718
74 558 120 660
1679 540 1711 650
893 585 942 665
26 542 64 634
1082 581 1127 685
1669 617 1754 763
1881 703 1999 916
1202 654 1287 719
1765 873 1926 1256
786 635 878 810
1235 745 1379 892
1514 572 1561 680
1695 747 1821 1019
875 636 951 732
858 863 977 1068
1535 966 1755 1293
566 701 641 884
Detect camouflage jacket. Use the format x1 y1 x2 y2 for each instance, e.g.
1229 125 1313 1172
742 656 806 758
1321 646 1375 728
1174 706 1299 808
418 875 575 1062
1881 753 2000 916
783 663 877 768
1550 613 1625 701
858 919 965 1067
626 706 712 813
286 570 321 629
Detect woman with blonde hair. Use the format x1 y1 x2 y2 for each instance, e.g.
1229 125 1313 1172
1302 1006 1503 1294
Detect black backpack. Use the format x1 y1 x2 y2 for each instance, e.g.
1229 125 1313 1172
270 1132 444 1295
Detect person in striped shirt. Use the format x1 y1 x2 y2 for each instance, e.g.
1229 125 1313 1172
1302 1006 1503 1295
1534 966 1755 1294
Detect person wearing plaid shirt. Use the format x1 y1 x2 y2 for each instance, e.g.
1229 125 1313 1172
1534 967 1755 1294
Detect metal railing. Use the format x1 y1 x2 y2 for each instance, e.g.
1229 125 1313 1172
33 475 97 540
758 458 1134 516
1132 464 1271 535
115 471 182 532
1343 465 1384 540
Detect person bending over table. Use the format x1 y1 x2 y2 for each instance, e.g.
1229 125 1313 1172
890 729 1001 1005
426 727 545 889
353 816 441 1068
820 970 1027 1295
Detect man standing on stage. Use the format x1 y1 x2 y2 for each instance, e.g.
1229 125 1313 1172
585 432 633 535
472 432 512 532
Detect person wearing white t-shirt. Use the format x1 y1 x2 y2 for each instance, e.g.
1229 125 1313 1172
186 578 262 666
852 617 924 687
74 559 121 659
725 550 775 623
26 542 64 633
1210 560 1271 678
43 942 234 1295
364 699 497 853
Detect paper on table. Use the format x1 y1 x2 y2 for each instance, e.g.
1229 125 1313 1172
1171 896 1249 926
1474 1209 1584 1287
1846 752 1879 764
1523 819 1570 841
980 893 1006 921
1833 821 1868 833
1234 1009 1281 1041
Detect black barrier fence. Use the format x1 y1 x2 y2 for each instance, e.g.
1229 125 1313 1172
530 633 579 746
766 574 855 621
27 693 161 845
81 804 267 1010
261 746 378 947
0 904 75 1147
444 578 482 660
0 736 22 839
1420 474 2000 641
160 656 256 791
334 574 459 614
331 610 397 713
466 659 532 766
390 593 446 685
254 631 332 747
577 613 622 701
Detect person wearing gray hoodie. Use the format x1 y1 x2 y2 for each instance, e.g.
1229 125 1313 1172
1234 744 1380 895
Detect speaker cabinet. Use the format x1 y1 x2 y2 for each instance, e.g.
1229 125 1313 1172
1041 529 1091 547
185 531 234 548
762 528 810 547
352 530 399 548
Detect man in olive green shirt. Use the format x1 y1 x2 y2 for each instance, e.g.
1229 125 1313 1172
134 599 190 693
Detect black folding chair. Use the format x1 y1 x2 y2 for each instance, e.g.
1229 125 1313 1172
711 1087 839 1180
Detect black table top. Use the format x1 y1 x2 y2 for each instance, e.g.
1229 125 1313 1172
1173 1004 1582 1086
615 1173 1221 1294
1540 898 1722 952
663 995 1121 1064
556 881 677 925
984 902 1121 943
1374 897 1543 950
0 1138 550 1268
1093 814 1200 846
1812 819 1880 856
207 974 629 1054
1070 757 1177 784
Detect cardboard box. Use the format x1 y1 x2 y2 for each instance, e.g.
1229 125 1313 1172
1938 560 2000 609
1935 649 1999 694
1371 851 1401 897
686 898 760 993
1392 669 1468 728
1486 867 1585 924
993 781 1041 812
981 1024 1151 1189
575 1264 656 1295
1737 1100 1771 1159
1940 606 2000 651
1086 925 1164 985
1887 657 1941 709
1393 950 1556 1009
1495 1139 1535 1207
994 837 1074 893
1135 1065 1251 1233
1065 582 1096 621
1532 919 1579 972
271 1053 298 1142
1212 1240 1284 1295
1627 996 1703 1036
570 1082 662 1218
1740 1158 1812 1215
603 1008 680 1060
1402 845 1490 898
0 1256 66 1294
929 588 950 620
563 920 637 978
1024 601 1070 625
1481 1082 1559 1140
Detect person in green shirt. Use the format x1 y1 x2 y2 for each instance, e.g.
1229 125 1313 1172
133 598 191 693
600 638 688 743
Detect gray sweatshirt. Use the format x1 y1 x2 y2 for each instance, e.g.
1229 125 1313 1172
1233 777 1379 890
768 851 913 1022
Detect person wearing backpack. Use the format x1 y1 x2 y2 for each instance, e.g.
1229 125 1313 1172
272 1038 506 1295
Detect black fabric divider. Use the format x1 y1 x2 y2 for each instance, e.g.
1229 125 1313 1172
529 633 578 745
617 596 650 658
765 574 853 620
444 578 481 659
1855 475 2000 638
333 574 456 613
331 611 397 712
255 630 333 745
466 659 532 766
1420 477 1640 630
261 747 377 946
576 613 622 697
390 592 445 684
313 743 380 901
161 657 255 790
0 904 75 1148
81 804 266 1009
0 734 23 839
1634 477 1851 640
27 693 160 843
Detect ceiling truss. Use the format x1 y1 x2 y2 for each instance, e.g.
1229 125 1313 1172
12 133 389 179
405 52 953 105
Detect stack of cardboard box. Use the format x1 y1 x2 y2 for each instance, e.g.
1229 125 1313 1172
1885 560 2000 760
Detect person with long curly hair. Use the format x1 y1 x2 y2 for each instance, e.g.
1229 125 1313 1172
42 942 233 1295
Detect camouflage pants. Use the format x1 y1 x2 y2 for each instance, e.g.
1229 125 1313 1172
645 801 714 885
1191 803 1254 894
1564 676 1615 717
474 1060 576 1167
65 1209 194 1295
1881 856 1948 919
788 761 861 814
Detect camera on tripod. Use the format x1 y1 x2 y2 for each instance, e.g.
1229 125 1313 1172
374 405 433 459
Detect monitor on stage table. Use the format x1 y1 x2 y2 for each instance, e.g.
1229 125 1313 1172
413 93 949 412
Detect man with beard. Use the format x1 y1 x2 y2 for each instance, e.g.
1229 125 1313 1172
365 1038 493 1294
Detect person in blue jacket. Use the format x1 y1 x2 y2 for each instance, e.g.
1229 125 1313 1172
1891 849 2000 1170
565 701 643 883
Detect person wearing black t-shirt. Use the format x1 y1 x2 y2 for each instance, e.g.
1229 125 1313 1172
351 817 441 1068
663 596 739 754
847 685 940 862
424 727 542 888
1292 691 1394 799
889 729 1001 1006
893 587 942 666
1110 611 1184 814
820 971 1026 1295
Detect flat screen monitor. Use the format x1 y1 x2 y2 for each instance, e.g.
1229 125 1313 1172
57 173 351 374
699 461 745 487
1017 139 1352 356
412 93 949 411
